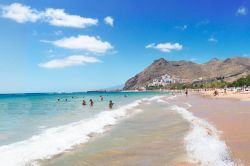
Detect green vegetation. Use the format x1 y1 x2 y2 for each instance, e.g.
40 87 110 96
146 85 164 90
228 75 250 87
145 74 250 90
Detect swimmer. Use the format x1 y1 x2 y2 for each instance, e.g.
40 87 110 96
109 100 114 109
89 99 94 107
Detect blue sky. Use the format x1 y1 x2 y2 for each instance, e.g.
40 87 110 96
0 0 249 93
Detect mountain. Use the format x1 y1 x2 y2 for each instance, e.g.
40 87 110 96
124 57 250 90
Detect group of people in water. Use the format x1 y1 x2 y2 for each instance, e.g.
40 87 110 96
82 96 114 109
55 94 131 110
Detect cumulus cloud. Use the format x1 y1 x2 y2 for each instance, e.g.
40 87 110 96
104 16 114 27
43 8 98 28
1 3 98 28
52 35 113 53
146 42 183 53
236 6 248 16
208 36 218 43
39 55 100 69
1 3 41 23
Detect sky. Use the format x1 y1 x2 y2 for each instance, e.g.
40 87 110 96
0 0 250 93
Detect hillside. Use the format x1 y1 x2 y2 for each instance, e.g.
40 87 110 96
124 57 250 90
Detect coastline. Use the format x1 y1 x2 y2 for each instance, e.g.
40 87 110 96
178 94 250 165
1 92 248 166
41 93 243 166
42 96 193 166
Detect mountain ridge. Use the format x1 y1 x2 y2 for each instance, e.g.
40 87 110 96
124 56 250 90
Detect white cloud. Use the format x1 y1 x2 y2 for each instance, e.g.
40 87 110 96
52 35 113 53
43 8 98 28
39 55 100 69
104 16 114 27
146 42 183 53
236 6 248 16
1 3 41 23
1 3 98 28
208 36 218 43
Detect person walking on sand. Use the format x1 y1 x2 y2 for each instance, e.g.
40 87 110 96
109 100 114 109
185 89 188 96
89 99 94 107
213 90 219 96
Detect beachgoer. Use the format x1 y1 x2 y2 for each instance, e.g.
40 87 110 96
57 98 60 102
65 99 68 102
185 89 188 96
100 96 104 101
213 90 219 96
90 99 94 107
224 88 227 95
109 100 114 109
82 100 86 106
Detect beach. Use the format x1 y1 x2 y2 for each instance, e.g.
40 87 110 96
199 89 250 101
42 98 191 166
40 93 241 166
0 92 249 166
173 93 250 166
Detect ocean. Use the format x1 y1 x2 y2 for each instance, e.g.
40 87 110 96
0 92 236 166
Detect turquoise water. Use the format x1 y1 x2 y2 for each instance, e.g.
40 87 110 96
0 92 160 146
0 92 236 166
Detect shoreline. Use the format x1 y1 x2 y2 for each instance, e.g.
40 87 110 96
42 96 193 166
179 94 250 165
42 93 242 166
2 92 248 166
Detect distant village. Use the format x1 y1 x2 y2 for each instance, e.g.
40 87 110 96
135 74 203 91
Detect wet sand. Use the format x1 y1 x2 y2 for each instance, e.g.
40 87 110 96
177 95 250 165
42 101 192 166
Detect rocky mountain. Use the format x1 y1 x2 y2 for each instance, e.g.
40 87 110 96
124 57 250 90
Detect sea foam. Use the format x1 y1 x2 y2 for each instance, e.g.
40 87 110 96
170 105 236 166
0 96 162 166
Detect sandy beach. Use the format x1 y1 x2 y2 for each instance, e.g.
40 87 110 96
177 94 250 165
199 89 250 101
4 92 247 166
42 99 193 166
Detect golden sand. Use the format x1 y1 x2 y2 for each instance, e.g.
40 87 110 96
178 94 250 165
199 89 250 101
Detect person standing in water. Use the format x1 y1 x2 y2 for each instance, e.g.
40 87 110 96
82 100 86 106
100 96 104 101
109 100 114 109
89 99 94 107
